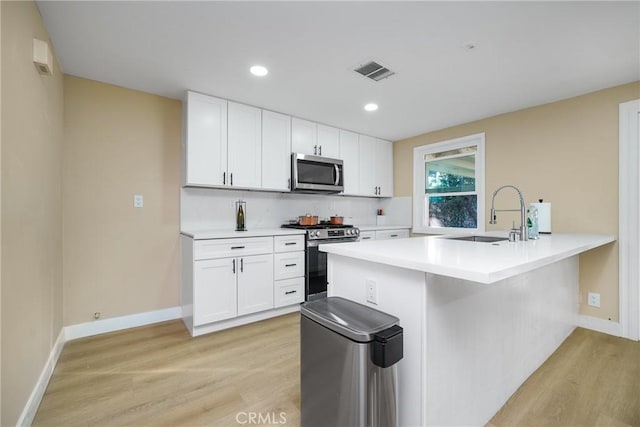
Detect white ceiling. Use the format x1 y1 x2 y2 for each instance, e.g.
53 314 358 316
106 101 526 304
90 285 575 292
36 1 639 141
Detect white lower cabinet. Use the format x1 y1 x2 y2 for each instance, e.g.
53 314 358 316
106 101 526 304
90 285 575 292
358 228 410 242
237 254 274 316
182 233 305 336
193 258 237 325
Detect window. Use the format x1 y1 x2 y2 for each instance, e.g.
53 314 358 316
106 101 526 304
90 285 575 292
413 133 485 234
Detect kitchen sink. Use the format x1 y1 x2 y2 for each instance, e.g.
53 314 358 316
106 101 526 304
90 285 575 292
445 235 509 243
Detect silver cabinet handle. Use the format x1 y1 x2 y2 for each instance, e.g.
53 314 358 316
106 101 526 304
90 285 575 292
285 290 297 295
285 242 296 246
230 173 233 186
319 145 322 156
231 246 245 249
285 263 297 267
313 145 317 155
240 258 243 272
223 172 226 185
362 237 372 240
232 259 236 274
390 234 398 238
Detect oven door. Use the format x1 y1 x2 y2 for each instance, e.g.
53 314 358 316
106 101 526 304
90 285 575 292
306 244 328 301
292 153 344 193
306 238 358 301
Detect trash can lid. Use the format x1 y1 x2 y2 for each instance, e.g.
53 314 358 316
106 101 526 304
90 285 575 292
300 297 399 343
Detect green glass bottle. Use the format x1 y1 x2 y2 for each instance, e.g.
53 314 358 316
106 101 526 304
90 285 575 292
236 203 245 231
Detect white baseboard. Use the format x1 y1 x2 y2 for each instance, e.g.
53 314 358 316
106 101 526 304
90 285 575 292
16 328 66 427
578 314 622 337
65 306 183 341
18 306 183 426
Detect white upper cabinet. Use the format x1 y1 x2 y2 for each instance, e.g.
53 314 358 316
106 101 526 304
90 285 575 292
339 130 360 195
183 92 227 186
359 135 393 197
183 91 393 196
291 118 318 156
376 138 393 197
228 102 262 189
262 110 292 191
316 124 340 158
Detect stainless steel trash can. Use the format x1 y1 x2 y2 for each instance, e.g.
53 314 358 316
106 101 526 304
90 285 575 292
300 297 403 427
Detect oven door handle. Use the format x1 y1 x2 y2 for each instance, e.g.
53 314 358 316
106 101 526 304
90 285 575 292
307 238 359 248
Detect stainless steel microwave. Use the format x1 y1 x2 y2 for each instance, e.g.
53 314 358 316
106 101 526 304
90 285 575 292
291 153 344 193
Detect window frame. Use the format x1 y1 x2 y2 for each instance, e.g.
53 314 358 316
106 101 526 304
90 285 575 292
412 133 485 235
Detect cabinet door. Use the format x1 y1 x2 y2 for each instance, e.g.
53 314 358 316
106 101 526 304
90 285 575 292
317 124 339 158
375 138 394 197
185 92 227 186
358 135 377 196
237 254 274 316
193 258 237 325
292 118 318 155
339 130 360 195
228 102 262 189
262 110 291 191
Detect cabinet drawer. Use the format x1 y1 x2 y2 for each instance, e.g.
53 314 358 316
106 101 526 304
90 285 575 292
274 251 305 281
274 235 305 253
360 231 376 241
375 229 410 240
274 277 304 308
194 237 273 260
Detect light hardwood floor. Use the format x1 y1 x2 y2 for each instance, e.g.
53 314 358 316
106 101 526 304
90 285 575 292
34 315 639 427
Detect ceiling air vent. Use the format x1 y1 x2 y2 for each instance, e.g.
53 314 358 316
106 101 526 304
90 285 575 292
354 60 395 82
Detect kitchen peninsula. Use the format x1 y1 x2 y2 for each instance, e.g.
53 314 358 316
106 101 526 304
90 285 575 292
321 233 614 426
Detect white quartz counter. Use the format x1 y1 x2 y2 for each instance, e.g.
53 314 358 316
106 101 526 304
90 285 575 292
181 228 306 240
320 233 615 284
356 224 411 231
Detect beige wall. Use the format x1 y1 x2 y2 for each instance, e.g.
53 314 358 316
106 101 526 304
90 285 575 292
63 76 181 325
395 81 640 322
1 1 64 424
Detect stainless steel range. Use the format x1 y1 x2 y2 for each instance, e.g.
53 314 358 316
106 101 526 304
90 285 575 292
281 223 360 300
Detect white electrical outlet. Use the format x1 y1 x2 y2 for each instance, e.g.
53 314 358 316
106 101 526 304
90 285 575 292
366 279 378 304
587 292 601 308
134 194 144 208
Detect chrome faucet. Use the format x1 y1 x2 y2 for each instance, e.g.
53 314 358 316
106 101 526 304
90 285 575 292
489 185 528 241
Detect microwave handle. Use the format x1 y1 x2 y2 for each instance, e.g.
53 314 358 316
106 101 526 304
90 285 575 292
334 164 340 185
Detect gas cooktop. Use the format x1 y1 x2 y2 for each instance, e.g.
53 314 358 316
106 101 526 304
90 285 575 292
282 223 354 230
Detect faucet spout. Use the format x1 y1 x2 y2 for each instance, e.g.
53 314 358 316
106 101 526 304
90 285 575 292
489 185 528 241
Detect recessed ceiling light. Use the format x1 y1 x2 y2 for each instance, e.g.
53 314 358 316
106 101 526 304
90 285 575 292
364 103 378 112
250 65 268 77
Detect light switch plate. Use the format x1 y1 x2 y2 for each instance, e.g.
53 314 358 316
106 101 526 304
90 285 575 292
134 194 144 208
587 292 600 308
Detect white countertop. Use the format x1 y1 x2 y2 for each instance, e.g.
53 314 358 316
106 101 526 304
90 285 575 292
357 224 411 231
320 233 615 284
181 228 306 240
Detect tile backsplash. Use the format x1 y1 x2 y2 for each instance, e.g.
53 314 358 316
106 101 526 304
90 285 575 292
181 187 411 231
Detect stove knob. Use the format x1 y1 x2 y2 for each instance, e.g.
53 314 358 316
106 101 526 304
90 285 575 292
355 229 359 235
348 230 353 235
